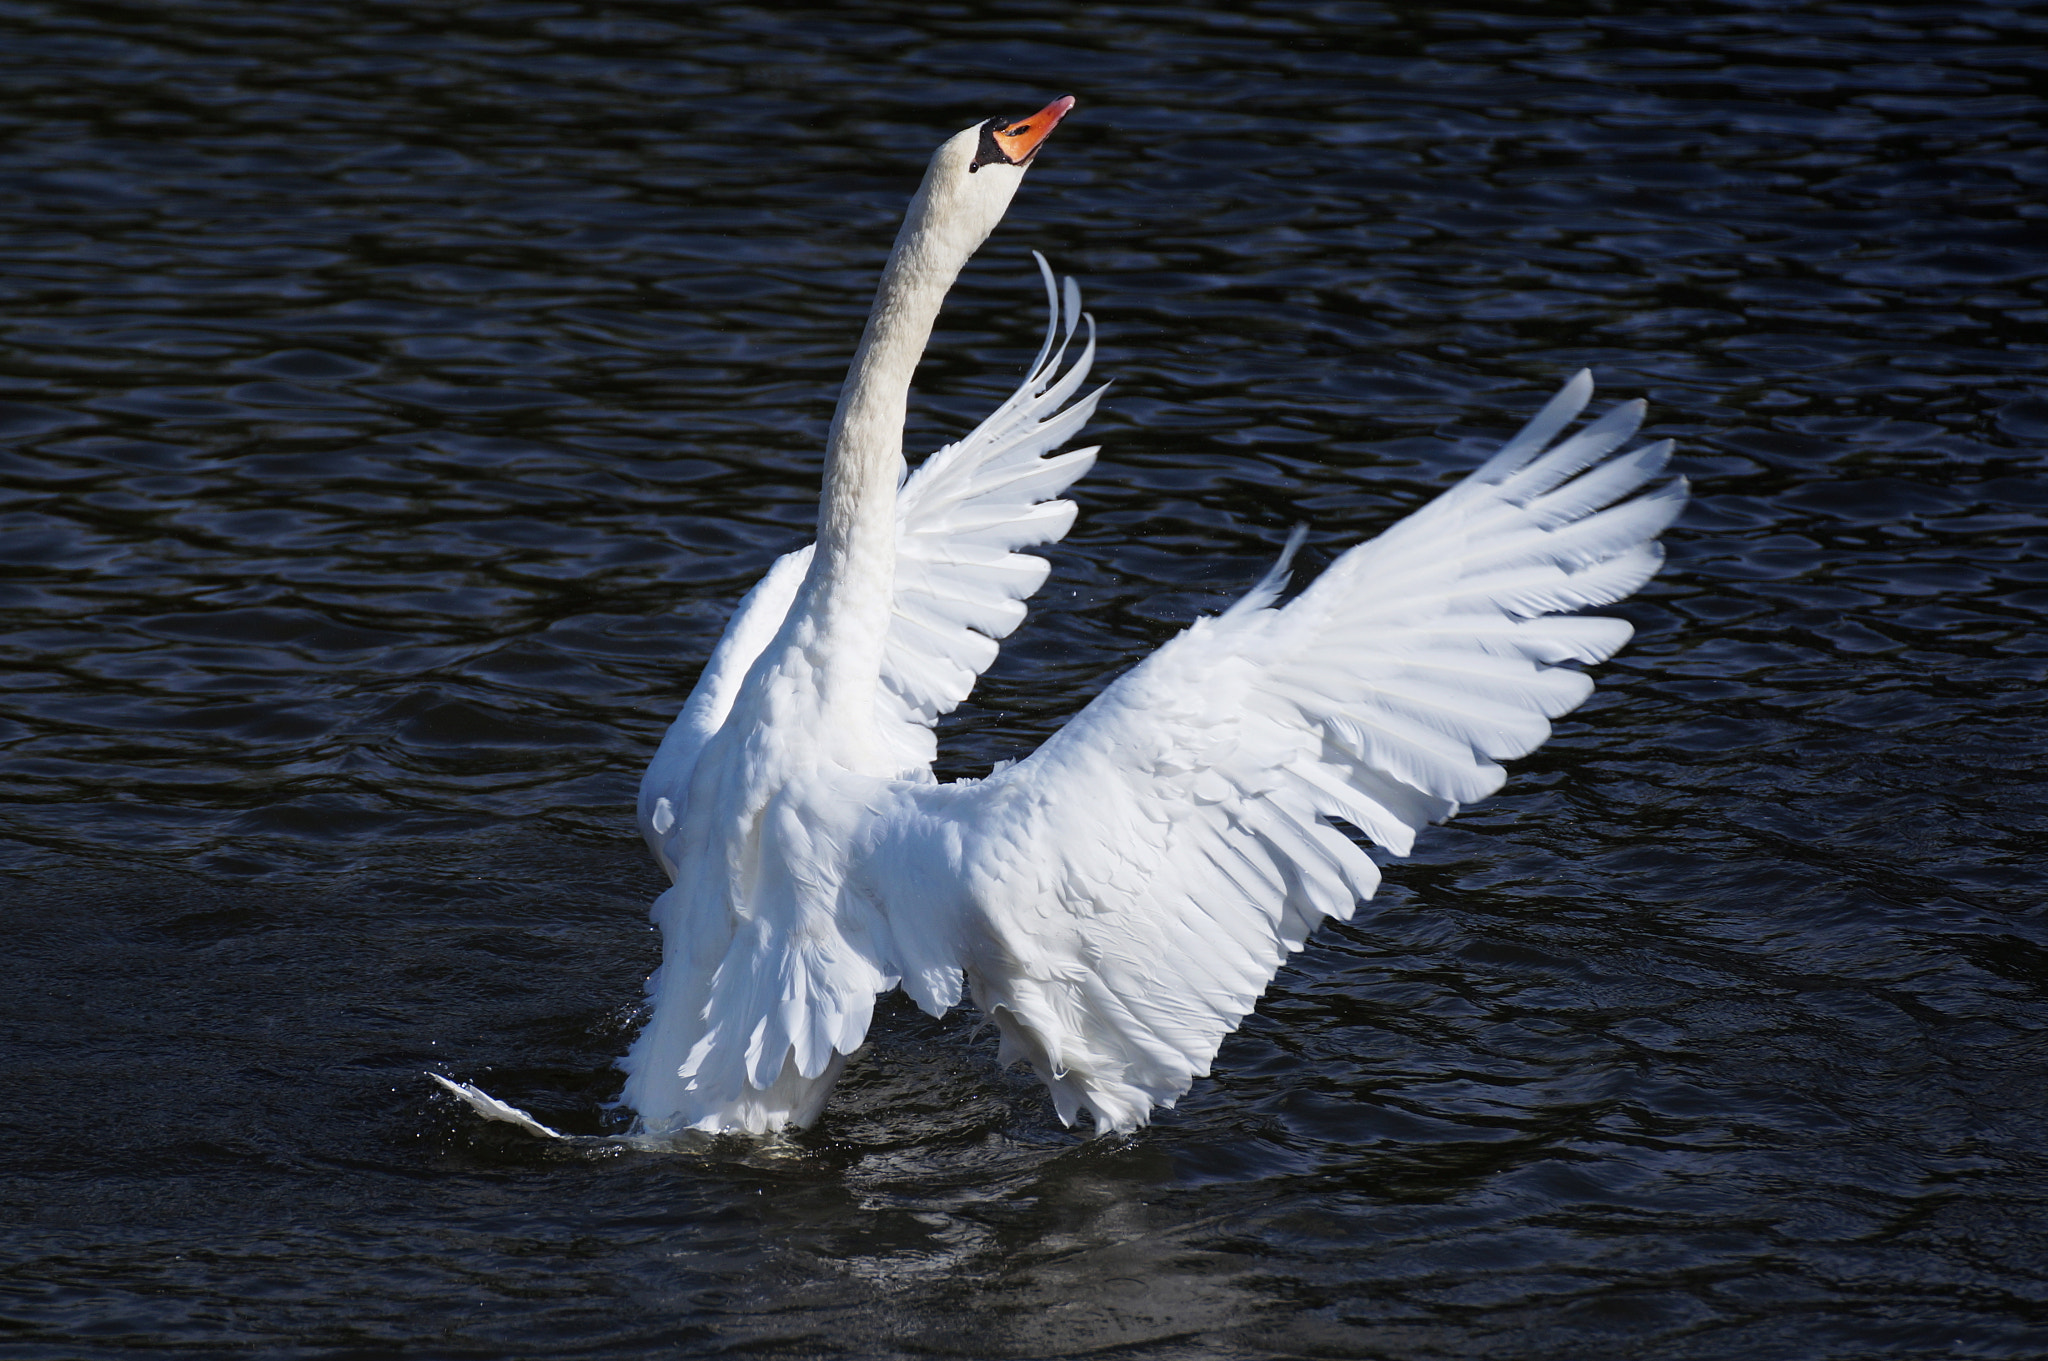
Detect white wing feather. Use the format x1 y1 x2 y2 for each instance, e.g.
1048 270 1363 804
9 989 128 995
865 371 1686 1131
637 259 1105 869
875 253 1105 771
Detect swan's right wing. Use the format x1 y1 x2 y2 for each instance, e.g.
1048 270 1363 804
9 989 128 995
873 255 1106 772
864 373 1686 1131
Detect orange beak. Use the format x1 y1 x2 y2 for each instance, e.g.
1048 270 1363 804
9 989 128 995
990 95 1076 166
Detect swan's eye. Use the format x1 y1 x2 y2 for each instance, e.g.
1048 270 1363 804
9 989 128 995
972 120 1016 172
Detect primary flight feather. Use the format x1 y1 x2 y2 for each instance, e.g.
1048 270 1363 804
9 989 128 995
613 96 1686 1137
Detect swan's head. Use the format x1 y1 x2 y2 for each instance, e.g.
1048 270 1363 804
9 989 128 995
896 96 1075 270
965 94 1075 176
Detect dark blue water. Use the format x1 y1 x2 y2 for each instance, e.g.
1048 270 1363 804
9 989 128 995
4 2 2045 1356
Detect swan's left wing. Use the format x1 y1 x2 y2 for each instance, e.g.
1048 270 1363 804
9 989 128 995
861 374 1686 1131
872 255 1106 771
636 546 811 874
639 260 1104 863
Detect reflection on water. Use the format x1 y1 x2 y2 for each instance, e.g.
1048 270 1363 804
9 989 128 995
3 1 2046 1357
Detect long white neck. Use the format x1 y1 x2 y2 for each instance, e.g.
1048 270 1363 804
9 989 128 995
814 202 959 576
794 127 1026 749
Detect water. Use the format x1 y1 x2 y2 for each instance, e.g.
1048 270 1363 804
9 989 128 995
3 1 2044 1356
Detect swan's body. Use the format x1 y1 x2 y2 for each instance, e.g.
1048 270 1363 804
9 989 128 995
617 99 1687 1137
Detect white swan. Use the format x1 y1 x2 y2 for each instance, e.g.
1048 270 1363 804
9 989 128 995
603 96 1686 1138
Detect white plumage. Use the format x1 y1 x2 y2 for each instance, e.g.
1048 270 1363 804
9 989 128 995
460 97 1689 1140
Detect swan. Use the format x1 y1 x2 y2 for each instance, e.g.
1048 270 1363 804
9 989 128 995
436 95 1688 1140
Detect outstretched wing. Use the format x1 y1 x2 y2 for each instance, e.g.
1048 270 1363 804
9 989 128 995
865 372 1686 1131
874 254 1105 772
638 259 1105 867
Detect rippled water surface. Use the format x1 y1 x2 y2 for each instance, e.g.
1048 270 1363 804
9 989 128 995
4 1 2046 1356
